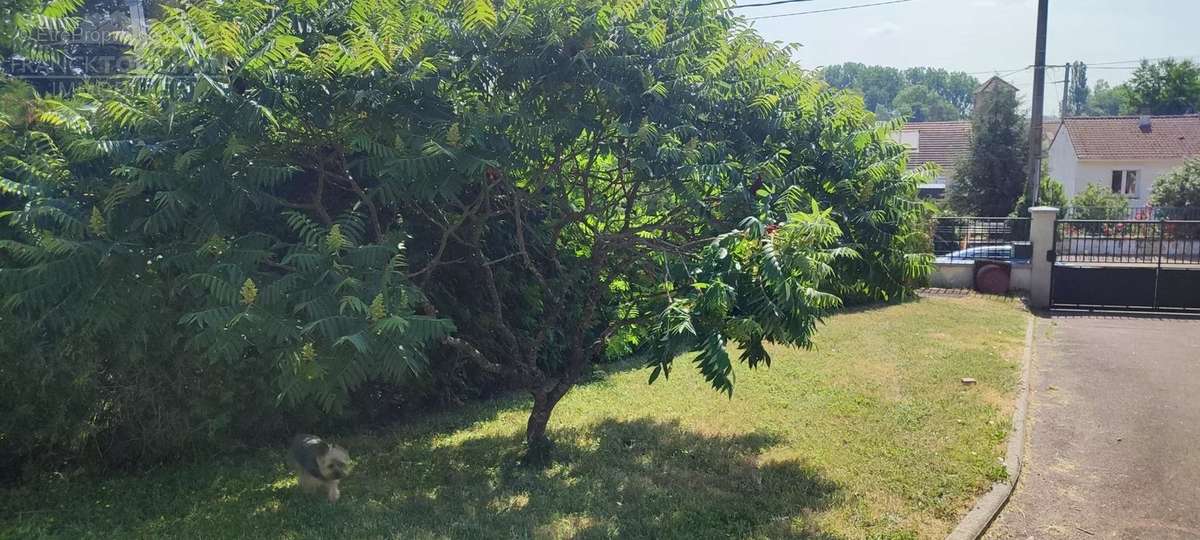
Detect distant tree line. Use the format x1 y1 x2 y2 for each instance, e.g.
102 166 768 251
1079 59 1200 116
823 59 1200 120
821 63 979 122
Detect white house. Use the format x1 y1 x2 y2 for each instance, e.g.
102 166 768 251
1047 114 1200 204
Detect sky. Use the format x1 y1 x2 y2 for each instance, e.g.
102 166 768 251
737 0 1200 114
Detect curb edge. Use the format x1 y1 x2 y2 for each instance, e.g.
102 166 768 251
945 316 1036 540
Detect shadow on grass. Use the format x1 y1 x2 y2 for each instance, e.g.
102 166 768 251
5 419 843 539
374 418 842 538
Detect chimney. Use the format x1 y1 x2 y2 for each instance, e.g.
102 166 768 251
1139 115 1152 133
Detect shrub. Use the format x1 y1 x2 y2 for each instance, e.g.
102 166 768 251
1012 175 1068 218
1070 184 1130 220
1150 157 1200 208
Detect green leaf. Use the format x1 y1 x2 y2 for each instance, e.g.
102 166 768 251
462 0 497 32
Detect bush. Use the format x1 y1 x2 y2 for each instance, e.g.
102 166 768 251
1012 175 1067 218
1070 184 1130 220
1151 157 1200 208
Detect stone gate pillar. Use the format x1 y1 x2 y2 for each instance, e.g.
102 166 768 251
1028 206 1059 309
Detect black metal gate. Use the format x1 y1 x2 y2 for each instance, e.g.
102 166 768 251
1051 220 1200 313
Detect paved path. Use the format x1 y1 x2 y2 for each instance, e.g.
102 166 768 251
987 314 1200 539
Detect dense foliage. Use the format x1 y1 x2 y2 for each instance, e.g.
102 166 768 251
1 0 931 470
1012 174 1067 218
1070 184 1130 220
1 0 86 62
1063 61 1089 117
1084 79 1133 116
946 84 1027 216
821 63 978 120
1078 59 1200 117
1039 177 1068 212
891 85 958 123
1126 59 1200 115
1151 157 1200 208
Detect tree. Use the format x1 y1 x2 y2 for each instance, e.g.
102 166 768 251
1067 62 1089 116
821 63 978 120
0 0 932 466
1086 80 1134 116
1151 157 1200 208
822 63 906 115
891 85 958 122
904 67 978 117
946 84 1028 216
1126 59 1200 115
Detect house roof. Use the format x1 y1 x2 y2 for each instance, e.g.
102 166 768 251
903 120 972 173
975 76 1018 96
1056 114 1200 160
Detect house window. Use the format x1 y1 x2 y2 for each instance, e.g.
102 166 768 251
1110 170 1139 197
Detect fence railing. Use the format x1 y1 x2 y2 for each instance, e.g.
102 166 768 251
1063 206 1200 221
1055 220 1200 265
931 217 1031 262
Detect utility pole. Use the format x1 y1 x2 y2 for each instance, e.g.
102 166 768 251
1065 63 1075 118
1024 0 1049 208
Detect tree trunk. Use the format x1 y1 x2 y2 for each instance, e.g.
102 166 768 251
524 389 561 465
523 300 599 465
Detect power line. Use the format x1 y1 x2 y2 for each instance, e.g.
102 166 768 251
964 66 1032 77
730 0 821 9
747 0 914 20
964 56 1197 78
1085 54 1200 66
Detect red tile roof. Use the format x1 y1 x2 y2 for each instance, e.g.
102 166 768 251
904 121 972 173
1057 114 1200 160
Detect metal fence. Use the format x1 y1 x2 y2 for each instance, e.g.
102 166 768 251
931 217 1031 262
1055 220 1200 265
1063 206 1200 221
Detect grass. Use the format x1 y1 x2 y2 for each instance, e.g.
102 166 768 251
1 295 1027 539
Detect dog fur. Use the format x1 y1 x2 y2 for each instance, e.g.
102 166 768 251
289 434 351 503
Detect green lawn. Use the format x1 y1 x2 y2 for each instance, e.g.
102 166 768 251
1 295 1027 539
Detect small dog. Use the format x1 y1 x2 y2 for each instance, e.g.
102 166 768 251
289 434 351 503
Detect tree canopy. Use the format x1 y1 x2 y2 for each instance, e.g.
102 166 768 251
1126 59 1200 115
891 85 957 123
1 0 931 466
1085 79 1134 116
821 63 978 120
1063 62 1089 117
1077 59 1200 117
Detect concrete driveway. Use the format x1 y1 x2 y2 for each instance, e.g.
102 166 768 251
987 314 1200 539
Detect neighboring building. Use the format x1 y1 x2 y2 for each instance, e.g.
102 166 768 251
895 76 1019 197
974 76 1019 100
1047 114 1200 203
897 120 971 196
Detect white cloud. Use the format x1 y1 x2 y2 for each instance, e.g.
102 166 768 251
863 21 901 38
